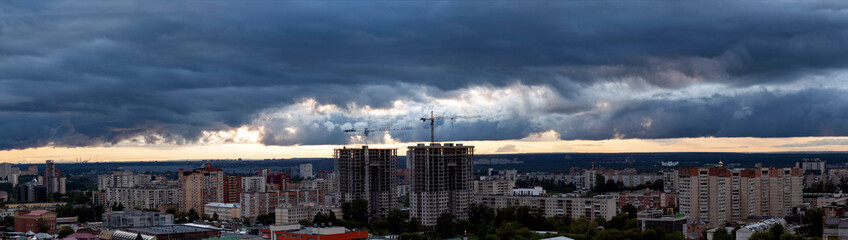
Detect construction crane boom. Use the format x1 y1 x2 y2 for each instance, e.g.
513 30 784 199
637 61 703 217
420 111 481 143
343 126 416 145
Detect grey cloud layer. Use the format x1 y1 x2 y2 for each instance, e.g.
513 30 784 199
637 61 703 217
1 1 848 149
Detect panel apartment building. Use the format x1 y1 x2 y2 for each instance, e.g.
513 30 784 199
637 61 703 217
98 170 179 210
408 143 474 226
678 167 802 225
334 146 397 220
474 195 617 221
179 163 225 214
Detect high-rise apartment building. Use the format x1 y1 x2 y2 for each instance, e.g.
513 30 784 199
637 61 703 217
334 146 397 220
300 163 313 179
179 163 225 214
98 170 152 191
678 167 803 225
223 176 242 203
242 176 266 193
44 160 66 194
408 143 474 226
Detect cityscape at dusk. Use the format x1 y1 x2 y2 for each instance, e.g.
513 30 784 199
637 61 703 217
2 1 848 240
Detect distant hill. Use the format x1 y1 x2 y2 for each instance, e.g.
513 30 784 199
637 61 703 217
24 152 848 175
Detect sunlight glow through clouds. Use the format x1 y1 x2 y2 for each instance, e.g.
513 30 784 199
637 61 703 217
3 136 848 163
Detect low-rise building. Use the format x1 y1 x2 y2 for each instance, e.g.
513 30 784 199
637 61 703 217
15 210 57 234
275 204 343 225
736 218 787 240
513 187 545 196
123 225 221 240
204 203 240 221
474 195 616 221
261 226 367 240
636 210 687 233
103 210 174 229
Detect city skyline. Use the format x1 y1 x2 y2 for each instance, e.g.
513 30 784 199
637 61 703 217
4 1 848 162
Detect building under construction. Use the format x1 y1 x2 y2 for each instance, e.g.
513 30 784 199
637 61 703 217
334 146 397 220
407 143 474 226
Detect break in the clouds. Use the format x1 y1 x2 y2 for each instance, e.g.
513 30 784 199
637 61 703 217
2 1 848 149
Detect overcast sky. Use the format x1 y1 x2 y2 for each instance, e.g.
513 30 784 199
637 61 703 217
2 1 848 160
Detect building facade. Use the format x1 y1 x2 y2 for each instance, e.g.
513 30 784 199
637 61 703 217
275 204 343 225
102 210 174 229
98 170 152 191
15 210 57 234
223 176 242 204
474 195 617 221
179 163 225 214
103 185 180 210
240 190 326 218
334 146 397 220
678 167 803 225
408 143 474 226
204 203 241 220
473 179 515 195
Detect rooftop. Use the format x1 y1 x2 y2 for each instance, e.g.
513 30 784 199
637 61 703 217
126 225 219 235
205 202 239 208
25 210 51 216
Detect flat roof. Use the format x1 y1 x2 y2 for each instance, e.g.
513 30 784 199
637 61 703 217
126 225 219 235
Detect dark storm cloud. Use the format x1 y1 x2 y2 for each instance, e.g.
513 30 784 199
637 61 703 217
557 88 848 140
2 1 848 149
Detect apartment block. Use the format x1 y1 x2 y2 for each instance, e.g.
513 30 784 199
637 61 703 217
334 146 397 219
240 190 326 218
300 163 313 179
612 190 674 211
474 195 617 221
102 210 174 228
44 160 66 194
473 179 515 195
204 203 241 220
242 176 266 193
103 185 180 210
408 143 474 226
98 170 152 191
223 176 242 203
678 167 803 225
275 204 343 225
602 168 662 187
179 163 225 214
301 179 336 205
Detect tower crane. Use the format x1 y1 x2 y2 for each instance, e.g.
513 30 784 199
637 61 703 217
420 111 481 143
343 126 416 145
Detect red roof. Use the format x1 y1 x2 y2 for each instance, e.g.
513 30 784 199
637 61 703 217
26 210 49 216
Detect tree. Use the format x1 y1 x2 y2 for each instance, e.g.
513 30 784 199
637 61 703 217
803 208 824 237
407 217 421 233
386 209 409 234
749 232 774 240
58 226 75 238
435 212 455 238
341 199 369 223
256 213 275 225
712 227 732 240
212 212 219 221
621 204 637 219
769 224 784 240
